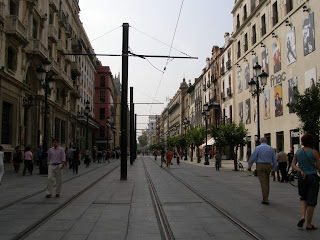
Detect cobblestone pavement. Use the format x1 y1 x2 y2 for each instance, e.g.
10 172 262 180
0 156 318 240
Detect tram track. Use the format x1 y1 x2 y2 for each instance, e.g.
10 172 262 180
0 160 117 211
11 162 120 240
146 156 265 240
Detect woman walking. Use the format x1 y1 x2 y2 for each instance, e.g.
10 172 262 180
292 133 320 230
13 146 23 173
215 151 221 171
23 147 33 176
0 146 4 184
72 148 80 174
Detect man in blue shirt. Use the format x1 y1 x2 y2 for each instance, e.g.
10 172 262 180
248 138 277 204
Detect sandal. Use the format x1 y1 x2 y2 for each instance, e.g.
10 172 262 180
297 219 305 228
306 225 318 230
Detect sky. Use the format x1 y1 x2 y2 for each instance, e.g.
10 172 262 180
79 0 234 135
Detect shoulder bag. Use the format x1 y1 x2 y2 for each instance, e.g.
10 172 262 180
302 149 320 177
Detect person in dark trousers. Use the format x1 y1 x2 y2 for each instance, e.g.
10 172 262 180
23 147 33 176
92 147 96 163
85 149 90 167
277 150 288 182
13 146 23 173
292 133 320 230
248 138 277 205
215 151 221 171
287 148 294 173
72 147 80 174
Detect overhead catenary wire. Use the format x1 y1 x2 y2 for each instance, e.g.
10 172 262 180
90 25 122 42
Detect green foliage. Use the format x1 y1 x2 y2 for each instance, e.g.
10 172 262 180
138 134 148 148
187 126 206 147
287 84 320 151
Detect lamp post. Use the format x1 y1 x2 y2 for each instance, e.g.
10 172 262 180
84 100 90 150
106 116 111 149
202 103 210 165
248 62 268 144
182 118 189 160
36 59 54 174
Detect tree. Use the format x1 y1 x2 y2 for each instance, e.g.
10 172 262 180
138 134 148 148
188 127 206 163
211 123 248 171
287 84 320 152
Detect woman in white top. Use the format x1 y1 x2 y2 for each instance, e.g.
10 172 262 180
0 146 4 184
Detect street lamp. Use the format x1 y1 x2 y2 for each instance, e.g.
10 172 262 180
84 100 90 150
202 103 210 165
36 59 54 174
182 118 189 160
106 116 111 149
248 62 268 144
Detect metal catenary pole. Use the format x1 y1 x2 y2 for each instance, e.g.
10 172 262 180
130 87 134 165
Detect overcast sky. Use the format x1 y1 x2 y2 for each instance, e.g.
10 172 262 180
79 0 234 134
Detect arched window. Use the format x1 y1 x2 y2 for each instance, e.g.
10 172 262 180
100 76 106 87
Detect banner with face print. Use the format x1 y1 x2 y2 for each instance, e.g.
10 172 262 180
305 67 316 89
239 102 243 123
244 63 250 90
263 89 270 119
261 48 269 74
238 69 242 94
274 84 283 117
245 98 251 124
302 12 315 56
286 27 297 65
273 39 281 73
288 77 298 113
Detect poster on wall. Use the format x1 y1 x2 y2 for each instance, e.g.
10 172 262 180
288 76 298 113
238 69 242 94
305 67 317 89
244 63 250 89
274 84 283 117
303 12 315 56
287 27 297 65
239 102 243 123
245 98 251 124
263 89 270 119
273 39 281 73
252 56 258 68
253 96 258 123
262 48 269 74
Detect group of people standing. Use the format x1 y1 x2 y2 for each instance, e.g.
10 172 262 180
248 134 320 230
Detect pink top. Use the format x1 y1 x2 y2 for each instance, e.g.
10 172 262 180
48 146 66 165
24 151 33 161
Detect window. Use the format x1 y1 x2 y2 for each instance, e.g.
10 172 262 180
252 25 257 45
276 131 284 152
100 91 105 102
99 126 105 138
273 1 278 26
1 102 13 144
236 14 240 30
32 18 38 39
49 12 54 25
61 121 66 144
265 133 271 146
261 14 266 36
286 0 293 14
229 105 233 122
55 118 61 141
237 41 241 58
9 0 17 16
244 33 248 52
251 0 256 12
100 76 106 87
7 46 17 71
48 45 52 58
58 28 61 39
56 88 60 102
100 108 105 120
243 5 247 21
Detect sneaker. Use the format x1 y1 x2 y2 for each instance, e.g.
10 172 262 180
261 201 269 205
45 194 52 198
55 194 60 197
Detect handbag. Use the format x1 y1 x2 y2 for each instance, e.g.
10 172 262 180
302 149 320 177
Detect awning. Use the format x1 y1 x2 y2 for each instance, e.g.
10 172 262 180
199 138 215 149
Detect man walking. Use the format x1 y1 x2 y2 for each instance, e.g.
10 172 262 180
46 139 66 198
248 138 277 204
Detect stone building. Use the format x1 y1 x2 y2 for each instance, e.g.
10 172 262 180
232 0 319 158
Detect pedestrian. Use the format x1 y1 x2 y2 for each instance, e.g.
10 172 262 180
106 149 111 162
13 146 23 173
292 133 320 230
209 149 213 159
102 149 106 163
277 150 288 182
176 151 180 165
23 147 33 176
166 149 173 167
67 146 73 169
273 148 280 182
72 147 80 174
248 137 277 204
46 139 66 198
153 149 158 161
85 148 90 167
246 147 251 162
160 148 165 167
92 146 96 163
0 146 4 185
215 151 221 171
36 145 43 166
287 148 294 173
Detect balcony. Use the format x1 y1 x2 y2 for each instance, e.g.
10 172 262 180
48 25 58 43
5 16 28 46
49 0 59 12
72 38 82 52
209 95 217 104
221 66 225 75
55 68 73 90
57 39 67 54
71 61 81 76
226 60 231 70
26 39 48 60
65 24 72 37
211 75 217 83
227 87 232 97
0 1 5 25
49 57 59 75
58 10 68 28
70 85 81 99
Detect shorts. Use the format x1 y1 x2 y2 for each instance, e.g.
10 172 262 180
298 174 320 207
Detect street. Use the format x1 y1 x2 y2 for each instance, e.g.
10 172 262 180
0 156 319 240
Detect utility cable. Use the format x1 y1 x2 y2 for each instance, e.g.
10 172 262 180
90 25 122 42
